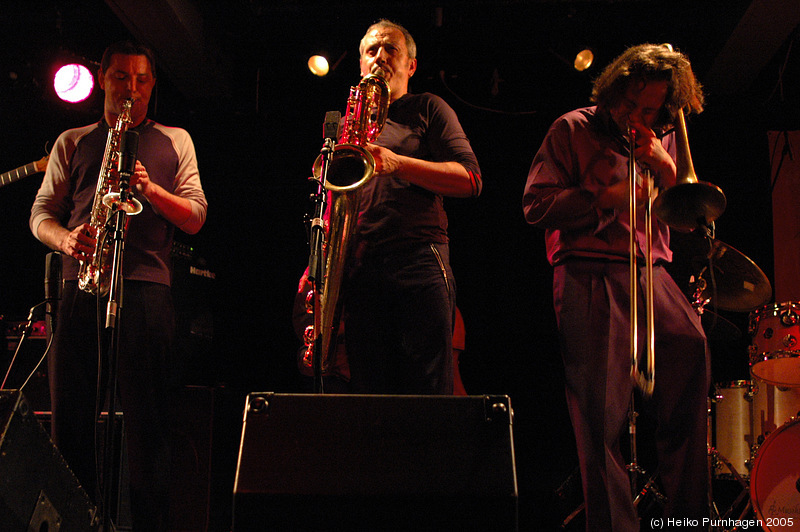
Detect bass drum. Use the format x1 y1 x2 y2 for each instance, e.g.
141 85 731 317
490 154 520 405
750 417 800 531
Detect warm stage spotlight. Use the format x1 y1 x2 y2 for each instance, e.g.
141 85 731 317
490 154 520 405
573 49 594 72
308 55 330 77
53 63 94 103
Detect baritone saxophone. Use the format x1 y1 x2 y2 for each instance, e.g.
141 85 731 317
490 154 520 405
303 70 391 374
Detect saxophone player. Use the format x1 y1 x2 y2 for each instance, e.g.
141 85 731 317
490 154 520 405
341 20 482 394
30 41 207 531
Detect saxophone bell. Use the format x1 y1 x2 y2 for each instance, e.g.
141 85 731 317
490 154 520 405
102 193 143 215
102 129 143 215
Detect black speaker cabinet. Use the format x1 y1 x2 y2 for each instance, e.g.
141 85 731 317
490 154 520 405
0 390 99 531
233 393 518 532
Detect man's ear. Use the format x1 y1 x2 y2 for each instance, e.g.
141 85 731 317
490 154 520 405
408 58 417 78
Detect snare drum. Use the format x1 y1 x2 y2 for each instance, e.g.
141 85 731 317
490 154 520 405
749 302 800 387
712 381 757 479
750 418 800 531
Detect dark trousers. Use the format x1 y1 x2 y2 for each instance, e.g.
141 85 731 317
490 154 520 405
345 242 456 394
554 261 710 531
48 280 177 532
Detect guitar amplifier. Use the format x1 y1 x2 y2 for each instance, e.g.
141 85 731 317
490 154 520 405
233 393 518 531
171 241 215 386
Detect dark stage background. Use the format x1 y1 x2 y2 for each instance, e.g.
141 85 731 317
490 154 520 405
1 1 799 530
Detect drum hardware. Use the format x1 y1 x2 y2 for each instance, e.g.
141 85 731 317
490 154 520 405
708 449 753 529
625 394 666 507
690 274 711 314
558 394 668 530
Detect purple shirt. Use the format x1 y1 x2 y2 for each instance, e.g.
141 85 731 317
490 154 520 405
523 106 676 266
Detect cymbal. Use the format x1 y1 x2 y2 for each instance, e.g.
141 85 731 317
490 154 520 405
670 233 772 313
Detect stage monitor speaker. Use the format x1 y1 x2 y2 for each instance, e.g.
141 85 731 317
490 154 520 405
232 393 518 532
0 390 99 531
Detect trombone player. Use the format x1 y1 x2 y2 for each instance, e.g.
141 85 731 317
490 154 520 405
523 44 710 531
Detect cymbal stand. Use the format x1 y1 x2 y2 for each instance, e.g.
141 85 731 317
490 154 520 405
558 396 668 530
627 392 666 511
712 454 751 528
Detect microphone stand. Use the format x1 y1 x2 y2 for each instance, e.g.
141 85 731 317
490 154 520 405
1 253 59 394
307 111 340 394
100 196 127 531
100 131 138 531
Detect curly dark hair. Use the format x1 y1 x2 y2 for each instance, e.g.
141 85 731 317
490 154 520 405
591 43 703 128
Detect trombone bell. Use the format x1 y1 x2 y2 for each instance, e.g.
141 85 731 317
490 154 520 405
652 181 726 232
652 109 726 232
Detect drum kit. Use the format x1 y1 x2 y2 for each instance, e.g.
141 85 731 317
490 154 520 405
672 230 800 531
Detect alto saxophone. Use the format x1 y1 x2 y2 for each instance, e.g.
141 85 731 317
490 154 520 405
302 71 391 374
77 99 143 296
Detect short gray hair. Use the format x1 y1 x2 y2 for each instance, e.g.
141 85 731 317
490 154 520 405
359 19 417 60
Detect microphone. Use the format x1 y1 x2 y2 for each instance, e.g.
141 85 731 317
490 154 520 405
44 251 62 339
118 130 139 201
308 112 341 281
323 111 341 143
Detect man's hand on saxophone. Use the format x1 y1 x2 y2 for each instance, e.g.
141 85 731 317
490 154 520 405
131 160 153 196
65 223 97 262
35 219 97 262
129 159 201 233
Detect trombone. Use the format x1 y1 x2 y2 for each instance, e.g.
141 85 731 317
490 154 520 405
629 67 726 397
628 126 656 397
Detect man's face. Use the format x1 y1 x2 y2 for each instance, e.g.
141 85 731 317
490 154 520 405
98 53 155 126
359 27 417 101
608 79 668 133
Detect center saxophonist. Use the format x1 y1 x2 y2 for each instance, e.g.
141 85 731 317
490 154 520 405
338 20 482 394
